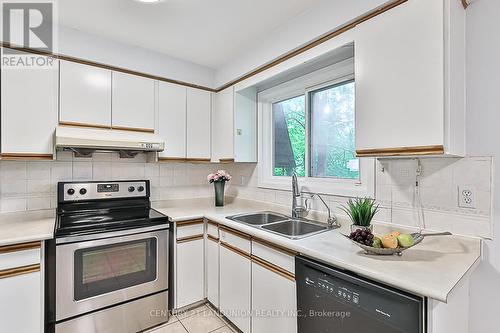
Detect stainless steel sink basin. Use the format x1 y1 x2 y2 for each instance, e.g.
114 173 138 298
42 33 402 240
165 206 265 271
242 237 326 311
226 211 332 239
261 220 328 239
227 211 289 225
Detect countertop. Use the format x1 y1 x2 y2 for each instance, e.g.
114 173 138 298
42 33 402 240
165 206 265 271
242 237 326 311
154 198 482 303
0 209 55 246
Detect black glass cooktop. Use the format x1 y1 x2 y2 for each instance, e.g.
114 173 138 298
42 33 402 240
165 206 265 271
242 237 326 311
55 206 169 238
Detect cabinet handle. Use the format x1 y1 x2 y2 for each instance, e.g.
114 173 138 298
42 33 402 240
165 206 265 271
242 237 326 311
251 256 295 282
0 264 40 279
177 235 204 243
177 219 204 227
0 241 41 254
220 241 251 259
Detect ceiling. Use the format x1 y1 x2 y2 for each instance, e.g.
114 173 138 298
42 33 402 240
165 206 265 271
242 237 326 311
58 0 324 69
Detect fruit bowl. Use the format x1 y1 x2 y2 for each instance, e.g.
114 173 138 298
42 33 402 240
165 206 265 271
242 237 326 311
344 232 452 256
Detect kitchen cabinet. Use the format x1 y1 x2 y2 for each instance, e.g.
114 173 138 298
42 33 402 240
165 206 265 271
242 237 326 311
219 227 251 333
186 88 211 160
112 72 155 131
175 220 204 308
0 51 58 158
59 60 112 128
251 240 297 333
0 242 42 333
206 231 219 308
158 82 187 159
355 0 465 157
211 86 257 163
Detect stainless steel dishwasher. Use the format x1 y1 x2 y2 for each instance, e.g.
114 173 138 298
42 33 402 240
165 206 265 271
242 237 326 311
296 256 426 333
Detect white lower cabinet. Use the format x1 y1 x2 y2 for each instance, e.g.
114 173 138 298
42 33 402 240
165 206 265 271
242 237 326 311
220 244 251 333
176 235 204 308
206 236 220 308
0 243 42 333
251 261 297 333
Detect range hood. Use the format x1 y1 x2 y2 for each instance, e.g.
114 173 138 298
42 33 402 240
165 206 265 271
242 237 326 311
55 126 165 158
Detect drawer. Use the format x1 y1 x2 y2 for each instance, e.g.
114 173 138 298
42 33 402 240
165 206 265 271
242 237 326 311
0 242 41 271
206 221 219 239
219 226 251 254
252 239 296 274
176 220 204 240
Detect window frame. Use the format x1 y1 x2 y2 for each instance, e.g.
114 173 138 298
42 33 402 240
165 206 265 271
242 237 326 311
258 58 375 197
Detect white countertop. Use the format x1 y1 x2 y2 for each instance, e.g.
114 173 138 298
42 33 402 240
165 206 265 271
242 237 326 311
0 209 55 246
154 198 482 303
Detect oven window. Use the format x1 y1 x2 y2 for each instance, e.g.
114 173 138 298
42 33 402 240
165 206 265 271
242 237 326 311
74 238 157 301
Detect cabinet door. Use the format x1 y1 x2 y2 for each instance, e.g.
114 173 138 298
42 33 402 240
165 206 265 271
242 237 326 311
112 72 155 131
220 245 251 333
212 86 234 162
1 53 58 156
206 237 219 308
59 60 112 127
252 262 297 333
158 82 187 158
355 0 444 152
0 271 41 333
176 238 204 308
186 88 211 159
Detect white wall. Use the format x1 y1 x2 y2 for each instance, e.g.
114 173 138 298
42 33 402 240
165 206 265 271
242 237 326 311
214 0 389 86
58 26 215 88
465 0 500 331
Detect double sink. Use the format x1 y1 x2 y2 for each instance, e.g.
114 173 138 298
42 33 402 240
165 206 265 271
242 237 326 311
226 211 332 240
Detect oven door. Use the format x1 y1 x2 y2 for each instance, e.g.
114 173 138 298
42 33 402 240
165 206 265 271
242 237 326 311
55 228 168 321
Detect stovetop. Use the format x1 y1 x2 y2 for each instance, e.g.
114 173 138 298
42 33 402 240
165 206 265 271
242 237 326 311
55 180 169 238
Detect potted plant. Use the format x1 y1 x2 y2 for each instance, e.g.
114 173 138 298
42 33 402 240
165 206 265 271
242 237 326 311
340 197 379 232
207 170 232 207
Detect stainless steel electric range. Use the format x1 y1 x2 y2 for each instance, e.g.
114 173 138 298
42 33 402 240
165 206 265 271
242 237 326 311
45 180 170 333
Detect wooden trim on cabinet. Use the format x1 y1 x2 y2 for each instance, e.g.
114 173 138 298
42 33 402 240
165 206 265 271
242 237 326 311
1 42 216 93
158 157 188 162
0 264 40 279
220 241 251 259
207 220 219 227
0 153 53 160
185 158 212 163
111 125 155 133
59 121 111 130
251 255 295 282
207 234 219 243
176 219 204 227
0 241 41 254
252 238 298 257
218 158 235 163
219 225 252 240
176 234 204 243
356 145 445 157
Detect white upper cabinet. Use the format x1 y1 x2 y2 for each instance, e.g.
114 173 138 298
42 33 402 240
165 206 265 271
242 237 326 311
355 0 465 157
186 88 211 160
211 86 257 163
158 82 187 159
112 72 155 131
1 52 58 157
212 86 234 162
59 60 112 127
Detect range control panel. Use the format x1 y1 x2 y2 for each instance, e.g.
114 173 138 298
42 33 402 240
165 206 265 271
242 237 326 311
60 181 148 202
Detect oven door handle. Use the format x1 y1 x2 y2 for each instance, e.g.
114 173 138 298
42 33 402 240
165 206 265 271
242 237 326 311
56 224 169 244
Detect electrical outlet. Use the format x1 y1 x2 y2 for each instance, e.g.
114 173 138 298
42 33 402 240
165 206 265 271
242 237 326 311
458 186 476 208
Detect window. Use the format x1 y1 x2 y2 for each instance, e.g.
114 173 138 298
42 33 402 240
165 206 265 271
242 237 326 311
259 59 374 197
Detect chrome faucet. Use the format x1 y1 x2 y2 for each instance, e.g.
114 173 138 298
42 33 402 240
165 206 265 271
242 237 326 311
291 173 339 228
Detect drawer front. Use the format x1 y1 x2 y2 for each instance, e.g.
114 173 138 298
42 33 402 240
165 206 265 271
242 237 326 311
206 221 219 239
0 243 41 271
252 240 295 274
176 220 204 239
220 227 251 254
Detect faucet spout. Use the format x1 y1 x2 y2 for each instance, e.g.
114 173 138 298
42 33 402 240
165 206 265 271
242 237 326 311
291 173 302 218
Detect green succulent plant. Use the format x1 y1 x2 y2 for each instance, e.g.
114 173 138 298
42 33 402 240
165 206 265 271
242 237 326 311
340 197 379 227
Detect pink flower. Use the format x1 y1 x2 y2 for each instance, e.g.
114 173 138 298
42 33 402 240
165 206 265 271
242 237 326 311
207 170 232 183
207 173 215 181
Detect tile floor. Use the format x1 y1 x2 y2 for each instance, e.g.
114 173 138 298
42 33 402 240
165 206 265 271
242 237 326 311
146 304 238 333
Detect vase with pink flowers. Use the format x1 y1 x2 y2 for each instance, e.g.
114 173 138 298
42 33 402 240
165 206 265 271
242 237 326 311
207 170 232 206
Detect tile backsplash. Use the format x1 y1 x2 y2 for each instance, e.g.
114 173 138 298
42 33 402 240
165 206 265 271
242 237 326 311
0 151 494 239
